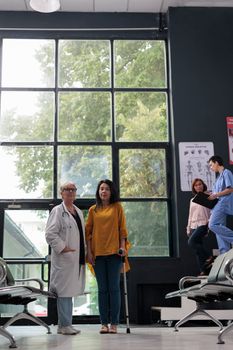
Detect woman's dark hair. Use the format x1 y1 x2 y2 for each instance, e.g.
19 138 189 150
208 155 224 166
95 179 119 207
191 178 207 194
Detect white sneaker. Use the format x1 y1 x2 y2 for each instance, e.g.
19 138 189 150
57 326 80 335
71 326 81 334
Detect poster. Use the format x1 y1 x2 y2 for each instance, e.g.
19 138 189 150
226 116 233 165
179 142 215 192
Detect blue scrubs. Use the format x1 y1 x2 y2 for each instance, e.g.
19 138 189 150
209 169 233 253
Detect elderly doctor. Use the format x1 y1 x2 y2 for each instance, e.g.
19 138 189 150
45 182 85 335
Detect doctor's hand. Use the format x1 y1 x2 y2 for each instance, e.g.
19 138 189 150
208 193 218 200
61 246 76 253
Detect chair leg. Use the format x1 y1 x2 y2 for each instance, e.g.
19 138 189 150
3 311 51 334
217 320 233 344
174 306 223 331
200 309 223 329
0 326 17 348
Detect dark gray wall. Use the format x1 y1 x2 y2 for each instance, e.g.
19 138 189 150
167 6 233 279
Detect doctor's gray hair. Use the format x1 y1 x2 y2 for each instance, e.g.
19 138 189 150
60 182 77 192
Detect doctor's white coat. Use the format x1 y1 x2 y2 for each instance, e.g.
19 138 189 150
45 202 86 297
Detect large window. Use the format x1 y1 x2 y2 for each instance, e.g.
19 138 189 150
0 38 169 257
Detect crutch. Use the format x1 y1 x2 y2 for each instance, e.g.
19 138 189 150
119 249 131 333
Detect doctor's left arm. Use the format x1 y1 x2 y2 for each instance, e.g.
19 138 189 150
45 208 66 254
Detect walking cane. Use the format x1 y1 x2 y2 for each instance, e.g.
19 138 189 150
119 249 131 334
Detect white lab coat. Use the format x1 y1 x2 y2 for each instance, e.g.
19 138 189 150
45 202 86 297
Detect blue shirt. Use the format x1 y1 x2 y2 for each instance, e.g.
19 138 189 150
213 168 233 214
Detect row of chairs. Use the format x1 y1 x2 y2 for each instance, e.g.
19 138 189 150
0 258 56 348
1 250 233 347
165 248 233 344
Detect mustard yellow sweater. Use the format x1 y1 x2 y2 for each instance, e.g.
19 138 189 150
85 202 128 257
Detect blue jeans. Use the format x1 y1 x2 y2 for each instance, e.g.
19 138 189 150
209 206 233 254
94 254 122 325
57 297 73 327
188 225 210 273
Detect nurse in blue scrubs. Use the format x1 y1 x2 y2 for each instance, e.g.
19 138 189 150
208 155 233 253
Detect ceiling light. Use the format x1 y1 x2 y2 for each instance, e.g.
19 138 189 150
29 0 61 13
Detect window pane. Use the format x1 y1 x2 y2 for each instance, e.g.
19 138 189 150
58 92 111 141
115 92 168 142
120 149 167 198
2 39 55 88
0 146 53 199
123 202 169 257
114 40 166 88
0 263 48 317
0 92 54 142
3 210 49 258
59 40 110 88
58 146 112 197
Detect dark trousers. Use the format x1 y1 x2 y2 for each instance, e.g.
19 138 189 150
188 225 210 273
94 254 122 325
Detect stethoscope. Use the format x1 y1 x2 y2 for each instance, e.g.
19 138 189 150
62 208 69 218
61 203 72 228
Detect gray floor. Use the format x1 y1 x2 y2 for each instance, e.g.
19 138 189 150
1 325 233 349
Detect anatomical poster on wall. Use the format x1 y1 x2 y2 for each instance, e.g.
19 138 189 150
179 142 215 191
226 116 233 165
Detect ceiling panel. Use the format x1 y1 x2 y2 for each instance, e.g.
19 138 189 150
128 0 162 12
185 0 233 5
60 0 94 12
0 0 232 13
0 0 27 11
94 0 128 12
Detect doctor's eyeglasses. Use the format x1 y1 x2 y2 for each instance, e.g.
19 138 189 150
63 188 77 193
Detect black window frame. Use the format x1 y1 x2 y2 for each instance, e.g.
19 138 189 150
0 29 172 256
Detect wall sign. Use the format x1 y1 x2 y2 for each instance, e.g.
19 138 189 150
179 142 215 191
226 116 233 165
